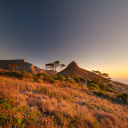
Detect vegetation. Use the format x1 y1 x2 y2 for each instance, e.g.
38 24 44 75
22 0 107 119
0 69 128 128
92 70 111 85
45 61 66 72
87 83 101 90
8 64 18 71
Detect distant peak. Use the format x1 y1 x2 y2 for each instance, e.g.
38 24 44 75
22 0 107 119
70 61 77 65
67 61 79 68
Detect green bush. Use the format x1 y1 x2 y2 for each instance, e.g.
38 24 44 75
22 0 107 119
8 71 21 78
35 73 56 83
33 75 43 83
99 84 107 90
21 71 33 79
33 75 39 82
36 73 46 77
57 75 65 81
106 88 117 93
37 73 50 81
94 90 106 97
79 77 86 82
87 83 101 90
117 93 128 102
74 77 80 82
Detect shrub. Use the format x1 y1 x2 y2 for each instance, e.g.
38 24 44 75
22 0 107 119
106 88 117 93
117 93 128 102
21 71 33 79
99 84 107 90
8 71 22 78
79 77 86 83
74 77 80 82
33 75 42 83
37 73 55 83
94 90 106 97
87 83 101 90
36 73 45 77
57 75 65 81
68 79 76 84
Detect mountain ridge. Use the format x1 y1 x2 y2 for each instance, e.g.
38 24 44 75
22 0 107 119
0 59 45 74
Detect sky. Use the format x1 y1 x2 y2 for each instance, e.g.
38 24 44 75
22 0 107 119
0 0 128 83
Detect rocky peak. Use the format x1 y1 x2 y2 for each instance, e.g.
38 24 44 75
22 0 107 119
67 61 79 69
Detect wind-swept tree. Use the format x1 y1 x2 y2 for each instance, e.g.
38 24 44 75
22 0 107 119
53 61 60 71
92 70 103 84
101 73 109 78
92 70 101 76
45 61 66 74
60 64 66 71
92 70 111 85
102 73 111 81
45 63 54 70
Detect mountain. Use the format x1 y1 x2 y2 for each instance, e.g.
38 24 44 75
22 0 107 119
58 61 128 94
57 61 95 79
0 59 45 74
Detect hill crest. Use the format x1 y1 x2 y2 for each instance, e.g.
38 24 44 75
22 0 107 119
0 59 45 74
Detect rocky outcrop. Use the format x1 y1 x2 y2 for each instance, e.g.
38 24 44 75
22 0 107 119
0 59 45 74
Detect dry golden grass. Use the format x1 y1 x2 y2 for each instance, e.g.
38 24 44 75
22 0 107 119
0 76 128 128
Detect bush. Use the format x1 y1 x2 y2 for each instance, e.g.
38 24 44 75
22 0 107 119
79 77 86 82
87 83 101 90
117 93 128 102
36 73 45 77
74 77 80 82
99 84 107 90
35 73 56 83
106 88 117 93
33 75 43 83
8 71 22 78
94 90 106 97
57 75 65 81
21 71 33 79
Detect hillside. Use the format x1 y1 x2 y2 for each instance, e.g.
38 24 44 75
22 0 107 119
0 69 128 128
58 61 128 94
0 59 45 74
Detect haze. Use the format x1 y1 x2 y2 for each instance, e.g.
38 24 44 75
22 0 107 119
0 0 128 83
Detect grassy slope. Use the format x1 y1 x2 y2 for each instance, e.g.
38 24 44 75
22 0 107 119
0 75 128 128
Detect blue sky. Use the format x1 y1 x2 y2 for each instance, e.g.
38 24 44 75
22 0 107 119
0 0 128 80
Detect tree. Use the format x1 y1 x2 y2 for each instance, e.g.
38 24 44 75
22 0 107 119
45 61 66 74
60 64 66 71
45 63 54 70
53 61 60 71
92 70 101 76
92 70 102 83
101 73 109 78
92 70 111 85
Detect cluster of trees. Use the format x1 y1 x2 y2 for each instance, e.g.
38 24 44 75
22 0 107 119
92 70 111 85
92 70 111 80
45 61 66 72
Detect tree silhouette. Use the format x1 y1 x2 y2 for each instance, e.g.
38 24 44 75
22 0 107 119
53 61 60 71
92 70 111 85
101 73 109 78
45 63 54 70
60 64 66 71
45 61 66 74
92 70 101 76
